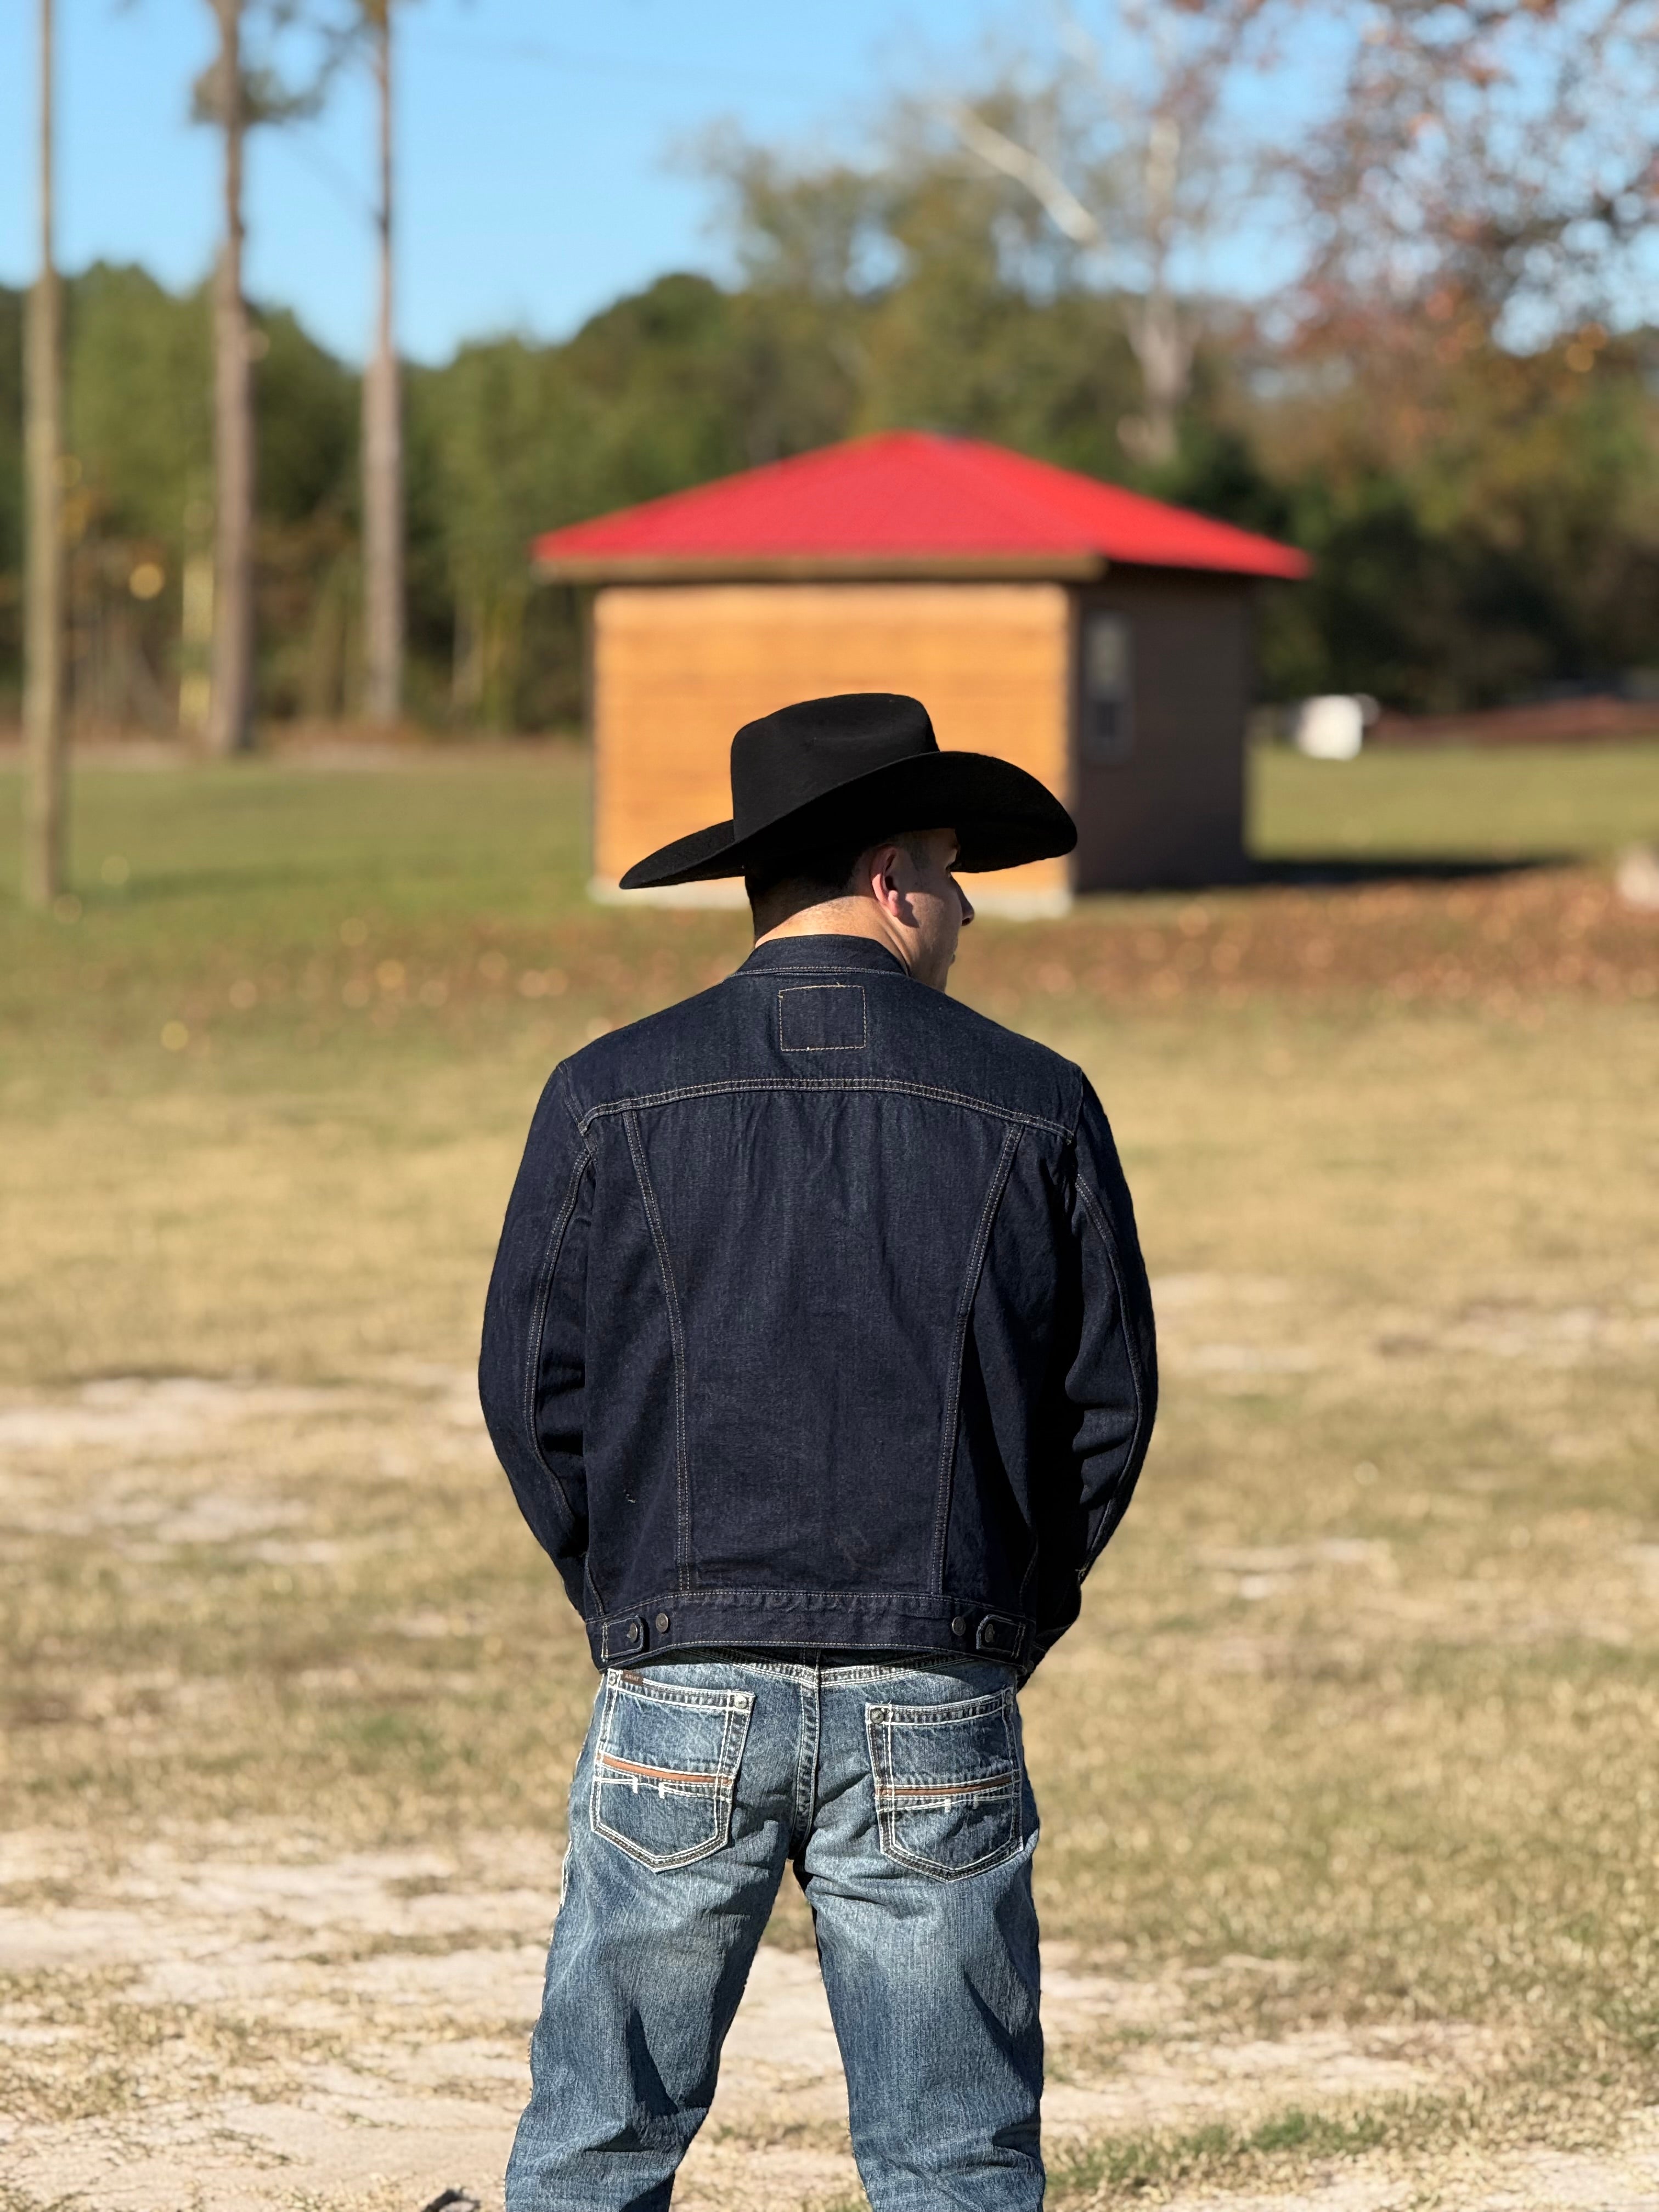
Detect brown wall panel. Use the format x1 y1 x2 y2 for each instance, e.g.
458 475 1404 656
592 582 1072 906
1070 575 1252 891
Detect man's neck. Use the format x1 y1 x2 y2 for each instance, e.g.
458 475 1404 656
754 897 916 976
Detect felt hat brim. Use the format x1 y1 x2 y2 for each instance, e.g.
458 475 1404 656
619 749 1076 888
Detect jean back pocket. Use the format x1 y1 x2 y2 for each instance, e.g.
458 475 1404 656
866 1687 1022 1880
590 1672 753 1871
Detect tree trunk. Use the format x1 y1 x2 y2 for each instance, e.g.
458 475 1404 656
206 0 256 755
1122 286 1190 469
22 0 65 910
362 2 403 726
178 512 215 740
1120 116 1190 470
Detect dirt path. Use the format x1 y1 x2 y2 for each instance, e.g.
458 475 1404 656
3 1824 1655 2211
4 1362 1657 2210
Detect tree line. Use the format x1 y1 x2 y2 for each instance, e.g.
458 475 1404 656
7 0 1659 902
13 0 399 906
4 233 1654 740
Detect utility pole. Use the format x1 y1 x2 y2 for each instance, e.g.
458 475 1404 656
362 0 403 725
205 0 257 755
23 0 66 908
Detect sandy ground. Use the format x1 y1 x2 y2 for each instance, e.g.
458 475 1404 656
3 1819 1656 2211
4 1363 1657 2211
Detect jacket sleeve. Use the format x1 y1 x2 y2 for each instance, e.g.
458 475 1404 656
478 1063 592 1613
1033 1075 1158 1656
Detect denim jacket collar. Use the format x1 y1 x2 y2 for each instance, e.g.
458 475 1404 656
738 934 909 979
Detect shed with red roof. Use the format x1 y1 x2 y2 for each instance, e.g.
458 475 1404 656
533 431 1307 905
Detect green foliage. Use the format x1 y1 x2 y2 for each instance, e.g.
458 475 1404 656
3 145 1658 727
255 305 356 527
0 264 360 728
409 270 862 726
65 262 211 546
1254 341 1659 708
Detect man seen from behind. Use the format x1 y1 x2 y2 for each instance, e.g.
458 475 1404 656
480 692 1158 2211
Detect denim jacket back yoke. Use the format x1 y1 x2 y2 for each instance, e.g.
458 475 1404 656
479 934 1158 1675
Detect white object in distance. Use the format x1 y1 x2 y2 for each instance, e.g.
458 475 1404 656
1614 844 1659 912
1291 694 1366 761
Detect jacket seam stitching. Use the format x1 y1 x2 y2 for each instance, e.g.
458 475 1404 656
930 1121 1023 1593
520 1143 592 1531
595 1585 998 1612
777 984 869 1053
577 1079 1068 1138
1076 1171 1150 1555
738 960 906 977
624 1108 694 1593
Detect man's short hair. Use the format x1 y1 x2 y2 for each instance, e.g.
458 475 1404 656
744 828 944 922
744 838 871 911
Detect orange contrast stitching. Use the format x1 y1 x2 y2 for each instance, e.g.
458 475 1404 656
599 1753 720 1787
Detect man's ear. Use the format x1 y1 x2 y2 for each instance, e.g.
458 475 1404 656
866 843 910 919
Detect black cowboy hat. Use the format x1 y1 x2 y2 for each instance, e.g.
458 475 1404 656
619 692 1077 889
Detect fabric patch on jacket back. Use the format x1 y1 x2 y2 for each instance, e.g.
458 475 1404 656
778 984 868 1052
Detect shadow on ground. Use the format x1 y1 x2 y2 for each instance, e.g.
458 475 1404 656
1247 853 1564 888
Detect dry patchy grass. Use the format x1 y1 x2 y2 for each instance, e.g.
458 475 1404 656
2 748 1657 2209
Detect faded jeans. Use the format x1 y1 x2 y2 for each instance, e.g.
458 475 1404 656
505 1654 1044 2212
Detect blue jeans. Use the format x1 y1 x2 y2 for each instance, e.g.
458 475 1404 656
506 1655 1044 2211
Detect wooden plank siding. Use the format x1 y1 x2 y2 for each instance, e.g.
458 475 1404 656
591 582 1074 911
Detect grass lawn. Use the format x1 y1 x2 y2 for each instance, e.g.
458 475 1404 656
1252 739 1659 860
2 741 1657 2211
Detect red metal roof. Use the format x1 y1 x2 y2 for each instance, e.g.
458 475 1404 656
531 429 1308 583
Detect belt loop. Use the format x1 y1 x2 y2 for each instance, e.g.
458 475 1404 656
974 1613 1020 1658
602 1615 646 1662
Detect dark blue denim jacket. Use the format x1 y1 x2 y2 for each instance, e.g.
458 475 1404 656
479 935 1156 1675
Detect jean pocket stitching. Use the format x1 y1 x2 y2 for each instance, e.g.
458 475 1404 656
589 1680 753 1871
866 1691 1023 1882
877 1773 1019 1799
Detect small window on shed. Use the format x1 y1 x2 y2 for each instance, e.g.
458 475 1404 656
1080 611 1133 765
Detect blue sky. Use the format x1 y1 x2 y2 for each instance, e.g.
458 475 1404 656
3 4 1647 373
0 0 1070 366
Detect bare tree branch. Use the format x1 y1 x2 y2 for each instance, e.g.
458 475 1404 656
1294 0 1659 345
943 102 1102 247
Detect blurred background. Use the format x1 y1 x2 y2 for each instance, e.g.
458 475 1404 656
3 0 1659 738
2 6 1658 2212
